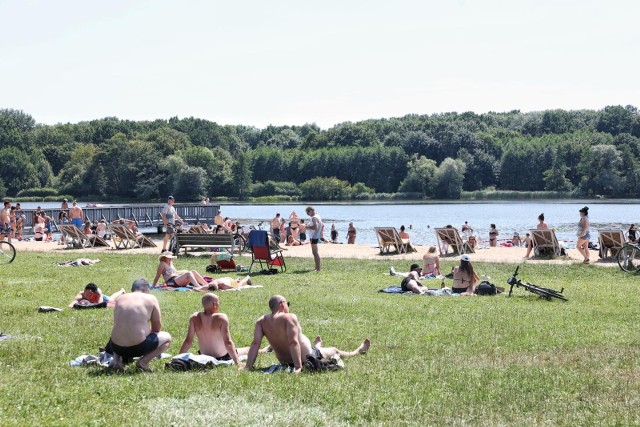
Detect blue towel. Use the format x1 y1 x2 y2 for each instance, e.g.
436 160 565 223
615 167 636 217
248 230 268 247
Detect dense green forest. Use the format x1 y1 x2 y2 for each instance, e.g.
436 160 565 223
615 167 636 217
1 105 639 201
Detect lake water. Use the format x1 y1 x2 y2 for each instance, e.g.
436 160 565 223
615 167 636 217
220 201 640 247
20 200 637 247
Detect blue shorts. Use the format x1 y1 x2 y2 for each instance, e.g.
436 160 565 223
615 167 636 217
71 218 83 228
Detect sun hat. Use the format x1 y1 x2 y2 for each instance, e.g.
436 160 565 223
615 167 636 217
168 195 174 200
159 251 175 260
461 255 470 262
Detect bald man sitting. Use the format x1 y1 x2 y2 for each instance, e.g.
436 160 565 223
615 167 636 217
178 293 247 368
245 295 370 373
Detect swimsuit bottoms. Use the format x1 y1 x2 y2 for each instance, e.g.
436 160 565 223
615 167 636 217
107 333 159 358
1 223 10 235
71 218 83 228
165 278 177 287
300 232 307 240
310 346 322 359
452 287 468 294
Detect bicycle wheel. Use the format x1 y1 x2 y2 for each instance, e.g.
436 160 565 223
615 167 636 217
0 241 16 263
617 244 640 273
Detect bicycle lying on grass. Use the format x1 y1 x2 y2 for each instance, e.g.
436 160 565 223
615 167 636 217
0 240 16 263
616 242 640 273
507 266 568 301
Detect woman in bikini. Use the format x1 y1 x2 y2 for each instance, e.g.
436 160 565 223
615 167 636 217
488 224 499 247
422 246 440 277
576 206 591 264
451 255 479 294
152 252 212 290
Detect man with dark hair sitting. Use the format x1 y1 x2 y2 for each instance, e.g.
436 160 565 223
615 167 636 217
106 278 172 371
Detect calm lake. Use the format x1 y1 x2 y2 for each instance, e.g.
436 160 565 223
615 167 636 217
22 200 638 247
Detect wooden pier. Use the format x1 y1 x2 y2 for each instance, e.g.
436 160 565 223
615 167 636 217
20 203 221 231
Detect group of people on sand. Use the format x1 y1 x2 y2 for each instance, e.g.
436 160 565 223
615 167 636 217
103 278 369 372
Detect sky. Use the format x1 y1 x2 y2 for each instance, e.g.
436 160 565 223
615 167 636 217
1 0 638 129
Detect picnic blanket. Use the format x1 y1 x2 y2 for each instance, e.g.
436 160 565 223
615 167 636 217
164 353 238 371
151 285 194 292
379 286 459 296
70 351 172 368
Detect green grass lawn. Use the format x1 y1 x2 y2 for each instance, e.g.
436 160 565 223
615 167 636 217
1 252 639 426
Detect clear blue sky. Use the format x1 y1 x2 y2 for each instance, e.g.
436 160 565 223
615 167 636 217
1 0 638 128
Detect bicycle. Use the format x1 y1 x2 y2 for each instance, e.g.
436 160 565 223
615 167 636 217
507 266 568 301
616 242 640 273
0 240 16 263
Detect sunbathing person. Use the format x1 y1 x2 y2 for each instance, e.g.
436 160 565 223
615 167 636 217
451 255 479 295
152 252 211 290
57 258 102 267
69 282 125 308
245 295 370 373
178 294 268 368
400 266 429 294
286 234 301 246
422 246 440 277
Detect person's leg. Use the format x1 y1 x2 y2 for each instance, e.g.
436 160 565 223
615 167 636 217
191 270 209 287
577 239 589 262
162 232 170 252
525 243 532 258
108 288 126 301
315 336 370 358
112 353 124 370
136 332 172 371
238 275 252 287
236 344 271 356
311 243 321 271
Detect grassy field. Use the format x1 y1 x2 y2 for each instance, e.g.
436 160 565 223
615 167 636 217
0 251 638 426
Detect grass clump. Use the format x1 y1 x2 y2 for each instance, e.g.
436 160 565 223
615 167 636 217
0 252 639 425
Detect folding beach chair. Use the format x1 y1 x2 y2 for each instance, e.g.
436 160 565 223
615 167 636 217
597 229 625 259
109 224 157 249
247 230 286 273
374 227 415 254
58 225 110 249
529 229 562 257
435 227 474 255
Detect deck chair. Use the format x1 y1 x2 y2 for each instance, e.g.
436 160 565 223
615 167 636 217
597 229 625 259
529 229 561 257
187 225 206 234
435 227 474 255
58 225 110 249
109 224 157 249
374 227 415 254
247 230 286 273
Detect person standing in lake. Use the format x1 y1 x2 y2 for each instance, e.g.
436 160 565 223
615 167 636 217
347 222 356 244
488 224 499 247
576 206 591 264
305 206 323 271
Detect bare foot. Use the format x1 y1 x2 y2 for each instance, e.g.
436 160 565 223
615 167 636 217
135 361 152 372
357 339 371 355
314 335 323 347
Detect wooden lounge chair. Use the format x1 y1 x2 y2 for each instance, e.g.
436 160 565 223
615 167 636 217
109 224 157 249
374 227 415 254
597 229 625 259
58 224 110 249
187 225 207 234
435 227 474 255
529 229 561 257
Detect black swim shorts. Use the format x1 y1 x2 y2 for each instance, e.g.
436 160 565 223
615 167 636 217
310 238 319 244
107 333 159 358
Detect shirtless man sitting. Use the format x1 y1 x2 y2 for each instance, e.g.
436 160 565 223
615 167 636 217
106 278 172 371
245 295 370 373
178 294 268 368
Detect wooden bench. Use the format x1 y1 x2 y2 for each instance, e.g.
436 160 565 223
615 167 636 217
173 233 235 256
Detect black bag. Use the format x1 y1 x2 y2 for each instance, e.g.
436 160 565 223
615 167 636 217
475 281 497 296
206 264 219 273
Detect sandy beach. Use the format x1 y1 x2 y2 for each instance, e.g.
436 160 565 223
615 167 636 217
7 238 613 267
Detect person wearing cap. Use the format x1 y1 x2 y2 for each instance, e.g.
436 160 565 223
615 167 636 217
61 198 69 211
245 295 370 373
161 195 183 252
451 255 479 294
576 206 591 264
106 278 172 371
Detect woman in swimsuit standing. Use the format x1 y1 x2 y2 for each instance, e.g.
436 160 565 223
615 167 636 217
576 206 591 264
488 224 499 247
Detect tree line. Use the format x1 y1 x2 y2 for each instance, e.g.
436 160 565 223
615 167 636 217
0 105 639 201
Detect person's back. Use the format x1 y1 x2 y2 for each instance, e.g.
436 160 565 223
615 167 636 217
111 292 157 346
191 312 230 357
260 312 312 365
